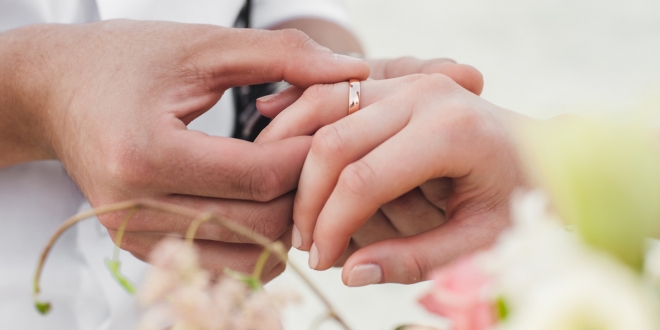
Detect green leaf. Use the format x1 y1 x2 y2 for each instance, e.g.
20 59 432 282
394 325 440 330
35 301 51 315
224 268 262 291
104 258 136 294
496 296 509 320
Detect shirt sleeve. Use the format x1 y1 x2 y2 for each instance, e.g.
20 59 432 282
251 0 350 29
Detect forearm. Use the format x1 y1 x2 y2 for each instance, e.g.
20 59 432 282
0 26 57 168
269 18 364 56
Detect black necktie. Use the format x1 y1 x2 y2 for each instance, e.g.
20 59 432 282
232 0 287 142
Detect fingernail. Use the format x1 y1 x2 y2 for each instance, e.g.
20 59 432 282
334 53 363 62
257 92 279 103
308 243 319 269
346 264 383 287
291 225 302 250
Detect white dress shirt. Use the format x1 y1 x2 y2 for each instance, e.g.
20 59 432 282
0 1 348 328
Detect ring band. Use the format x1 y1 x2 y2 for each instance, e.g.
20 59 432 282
348 79 360 115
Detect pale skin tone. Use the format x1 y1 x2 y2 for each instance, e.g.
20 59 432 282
0 18 483 281
257 74 531 286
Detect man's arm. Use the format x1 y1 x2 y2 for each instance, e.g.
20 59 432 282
0 20 369 280
0 26 57 169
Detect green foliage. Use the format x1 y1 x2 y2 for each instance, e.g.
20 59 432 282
524 118 660 270
104 258 136 294
496 296 509 320
35 301 51 315
225 268 262 291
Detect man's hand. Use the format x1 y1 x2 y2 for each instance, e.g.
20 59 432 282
0 20 369 281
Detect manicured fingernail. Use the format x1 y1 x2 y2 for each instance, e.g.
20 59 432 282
308 243 319 269
257 92 279 103
346 264 383 287
291 225 302 250
334 53 363 62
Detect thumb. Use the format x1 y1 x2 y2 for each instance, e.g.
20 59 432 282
340 213 507 286
191 27 370 89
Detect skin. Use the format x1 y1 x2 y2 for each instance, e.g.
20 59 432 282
0 17 483 282
0 20 368 281
257 58 485 268
257 74 532 285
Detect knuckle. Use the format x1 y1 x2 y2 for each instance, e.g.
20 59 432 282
247 164 285 202
401 252 429 284
447 104 483 131
424 73 457 90
311 124 349 157
399 73 427 84
247 214 290 241
97 212 126 232
267 262 287 279
277 29 316 51
104 145 153 191
419 58 455 74
383 56 415 77
339 160 376 197
302 83 333 103
386 192 416 212
116 234 150 256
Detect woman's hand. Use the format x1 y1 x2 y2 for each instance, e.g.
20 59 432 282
255 58 483 271
257 74 531 285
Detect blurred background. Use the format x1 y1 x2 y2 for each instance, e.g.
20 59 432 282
270 1 660 329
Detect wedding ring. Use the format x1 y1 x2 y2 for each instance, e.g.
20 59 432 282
348 79 361 115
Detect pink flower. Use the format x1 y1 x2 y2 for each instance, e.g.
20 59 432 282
419 255 496 330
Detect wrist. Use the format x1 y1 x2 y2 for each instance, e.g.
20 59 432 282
0 25 62 168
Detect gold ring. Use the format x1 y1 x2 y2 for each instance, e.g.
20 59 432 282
348 79 360 115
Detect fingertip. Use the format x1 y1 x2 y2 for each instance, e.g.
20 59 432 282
292 197 315 252
443 63 485 95
256 86 304 119
291 224 302 250
342 238 426 285
285 49 370 87
312 236 351 270
343 263 383 287
308 243 319 269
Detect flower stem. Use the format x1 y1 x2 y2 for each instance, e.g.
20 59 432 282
252 249 271 280
184 213 213 246
112 208 139 260
33 200 140 313
33 199 352 329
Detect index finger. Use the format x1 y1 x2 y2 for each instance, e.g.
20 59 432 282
191 27 370 89
255 75 426 144
124 126 313 202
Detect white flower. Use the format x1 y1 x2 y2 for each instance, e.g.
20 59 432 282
481 190 660 330
137 238 298 330
139 238 208 306
645 240 660 289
